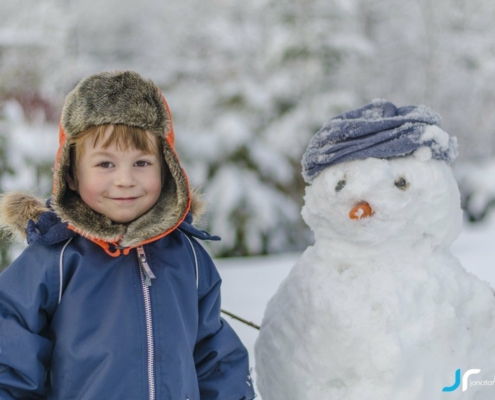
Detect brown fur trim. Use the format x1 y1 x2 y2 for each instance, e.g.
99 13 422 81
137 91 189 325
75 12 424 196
189 187 206 223
62 71 169 140
0 192 48 241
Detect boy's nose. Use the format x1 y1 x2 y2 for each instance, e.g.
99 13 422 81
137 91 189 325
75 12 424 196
114 168 136 187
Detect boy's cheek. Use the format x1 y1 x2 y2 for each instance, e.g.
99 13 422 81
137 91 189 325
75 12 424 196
77 175 104 203
79 188 97 203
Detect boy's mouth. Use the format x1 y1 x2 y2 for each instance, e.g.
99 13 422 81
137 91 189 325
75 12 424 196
110 197 139 203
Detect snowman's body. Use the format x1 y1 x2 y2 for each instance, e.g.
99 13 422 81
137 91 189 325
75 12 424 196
255 155 495 400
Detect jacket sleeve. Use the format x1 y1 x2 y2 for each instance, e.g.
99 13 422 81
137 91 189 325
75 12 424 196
0 242 59 399
191 239 255 400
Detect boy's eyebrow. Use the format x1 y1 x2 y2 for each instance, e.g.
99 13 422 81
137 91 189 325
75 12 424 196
88 150 114 157
88 150 156 158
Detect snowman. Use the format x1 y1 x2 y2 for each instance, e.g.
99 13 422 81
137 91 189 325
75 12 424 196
254 100 495 400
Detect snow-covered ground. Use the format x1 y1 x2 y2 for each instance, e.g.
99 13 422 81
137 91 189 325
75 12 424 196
216 215 495 397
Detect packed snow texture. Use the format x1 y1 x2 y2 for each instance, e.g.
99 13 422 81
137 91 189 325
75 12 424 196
254 155 495 399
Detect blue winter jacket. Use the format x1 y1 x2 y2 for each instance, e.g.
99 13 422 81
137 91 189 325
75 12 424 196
0 211 255 399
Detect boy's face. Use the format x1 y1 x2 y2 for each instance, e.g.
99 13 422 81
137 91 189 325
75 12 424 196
67 130 163 224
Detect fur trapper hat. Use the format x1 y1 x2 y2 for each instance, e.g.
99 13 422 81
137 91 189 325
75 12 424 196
50 71 191 254
61 71 170 139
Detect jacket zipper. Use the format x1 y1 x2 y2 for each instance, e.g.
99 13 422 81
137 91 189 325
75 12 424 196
137 245 156 400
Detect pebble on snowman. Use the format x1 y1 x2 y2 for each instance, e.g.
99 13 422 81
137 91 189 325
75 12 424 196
254 100 495 400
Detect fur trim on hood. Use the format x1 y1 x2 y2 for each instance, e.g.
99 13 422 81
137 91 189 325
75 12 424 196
0 190 205 243
0 192 48 242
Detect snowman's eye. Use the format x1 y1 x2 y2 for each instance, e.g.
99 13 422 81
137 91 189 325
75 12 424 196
335 180 346 192
394 177 409 190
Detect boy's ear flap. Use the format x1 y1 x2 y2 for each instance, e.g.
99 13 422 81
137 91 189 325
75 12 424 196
66 172 77 192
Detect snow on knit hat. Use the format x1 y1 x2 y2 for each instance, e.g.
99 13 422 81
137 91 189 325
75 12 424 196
301 99 458 183
52 71 191 254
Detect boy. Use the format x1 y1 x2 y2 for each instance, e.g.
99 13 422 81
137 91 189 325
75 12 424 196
0 71 255 400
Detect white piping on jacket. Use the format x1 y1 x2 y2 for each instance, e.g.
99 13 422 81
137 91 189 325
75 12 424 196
58 238 73 304
180 231 199 289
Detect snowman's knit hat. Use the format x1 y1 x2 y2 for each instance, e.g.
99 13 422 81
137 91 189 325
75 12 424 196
302 99 458 183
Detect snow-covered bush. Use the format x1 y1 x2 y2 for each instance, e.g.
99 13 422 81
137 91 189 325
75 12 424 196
0 0 77 269
0 100 59 270
454 159 495 222
0 110 15 269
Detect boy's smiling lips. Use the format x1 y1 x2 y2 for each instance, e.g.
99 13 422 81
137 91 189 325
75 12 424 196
109 196 140 204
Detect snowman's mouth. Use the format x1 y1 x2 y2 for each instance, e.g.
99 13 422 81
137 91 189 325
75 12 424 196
349 201 374 220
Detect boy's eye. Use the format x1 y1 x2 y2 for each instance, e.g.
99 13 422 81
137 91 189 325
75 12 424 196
98 162 113 168
335 180 346 192
394 177 409 190
135 160 150 167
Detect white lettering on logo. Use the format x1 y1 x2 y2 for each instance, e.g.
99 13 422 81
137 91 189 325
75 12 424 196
462 369 481 392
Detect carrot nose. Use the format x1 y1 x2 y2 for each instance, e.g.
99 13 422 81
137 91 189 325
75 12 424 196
349 202 373 220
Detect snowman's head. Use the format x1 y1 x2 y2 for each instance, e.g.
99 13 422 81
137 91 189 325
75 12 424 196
302 150 462 249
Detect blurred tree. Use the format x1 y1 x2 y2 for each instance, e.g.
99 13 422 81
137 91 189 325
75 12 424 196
71 0 364 256
0 117 15 271
351 0 495 159
167 0 366 256
0 99 59 271
0 0 72 269
0 0 76 99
